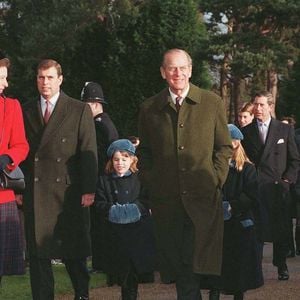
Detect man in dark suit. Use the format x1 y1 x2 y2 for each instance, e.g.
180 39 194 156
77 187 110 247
22 59 98 300
241 91 299 281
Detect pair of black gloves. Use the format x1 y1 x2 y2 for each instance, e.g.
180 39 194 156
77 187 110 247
0 154 12 171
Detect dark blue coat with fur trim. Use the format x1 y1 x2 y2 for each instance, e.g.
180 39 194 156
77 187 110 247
95 172 156 276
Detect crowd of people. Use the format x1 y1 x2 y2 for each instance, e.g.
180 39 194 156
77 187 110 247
0 48 299 300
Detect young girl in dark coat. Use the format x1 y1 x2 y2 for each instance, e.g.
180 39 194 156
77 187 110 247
209 124 264 300
95 139 155 300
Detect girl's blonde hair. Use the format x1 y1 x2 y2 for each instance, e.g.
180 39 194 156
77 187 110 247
232 141 252 171
105 151 138 174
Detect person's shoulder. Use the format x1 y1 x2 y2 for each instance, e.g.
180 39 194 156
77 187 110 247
97 173 111 184
61 92 85 107
2 97 24 114
60 92 92 116
241 121 255 133
188 83 222 106
272 118 291 132
3 96 21 107
191 83 220 98
244 161 255 170
22 98 37 110
140 88 168 109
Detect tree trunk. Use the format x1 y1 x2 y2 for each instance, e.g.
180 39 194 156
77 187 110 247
232 77 241 124
267 69 278 118
220 55 230 121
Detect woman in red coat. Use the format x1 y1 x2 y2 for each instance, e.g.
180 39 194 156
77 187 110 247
0 51 29 282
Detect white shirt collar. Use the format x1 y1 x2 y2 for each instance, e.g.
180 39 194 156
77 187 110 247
169 85 190 105
40 92 60 114
257 117 271 128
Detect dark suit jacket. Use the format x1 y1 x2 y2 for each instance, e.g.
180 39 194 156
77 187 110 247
22 91 98 258
241 118 299 241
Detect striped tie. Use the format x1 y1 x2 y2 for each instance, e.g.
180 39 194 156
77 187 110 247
175 96 181 112
44 101 51 124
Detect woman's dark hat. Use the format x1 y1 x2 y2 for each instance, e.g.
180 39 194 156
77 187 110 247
80 82 107 104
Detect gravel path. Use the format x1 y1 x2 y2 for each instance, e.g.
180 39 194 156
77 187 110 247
57 243 300 299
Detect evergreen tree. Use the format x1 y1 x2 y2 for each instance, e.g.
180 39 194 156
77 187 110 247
198 0 300 121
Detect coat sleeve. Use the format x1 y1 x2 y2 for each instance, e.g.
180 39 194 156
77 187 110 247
282 126 300 184
137 103 153 186
78 104 98 194
96 112 119 146
95 176 113 218
212 99 233 187
231 163 258 214
3 100 29 169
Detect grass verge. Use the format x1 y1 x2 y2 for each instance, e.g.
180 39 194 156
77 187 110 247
0 264 106 300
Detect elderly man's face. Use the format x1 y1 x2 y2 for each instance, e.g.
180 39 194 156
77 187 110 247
160 51 192 95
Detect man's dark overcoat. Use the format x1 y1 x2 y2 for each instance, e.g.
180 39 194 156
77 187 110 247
138 83 232 280
241 118 299 242
22 92 98 258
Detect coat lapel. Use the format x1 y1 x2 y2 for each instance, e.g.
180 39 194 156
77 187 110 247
24 100 44 135
38 93 68 150
260 118 278 162
248 121 262 152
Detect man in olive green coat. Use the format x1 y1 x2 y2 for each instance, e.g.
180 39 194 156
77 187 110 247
138 49 232 299
21 59 98 300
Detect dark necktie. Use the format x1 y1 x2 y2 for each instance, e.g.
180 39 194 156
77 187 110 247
44 101 51 124
175 96 181 112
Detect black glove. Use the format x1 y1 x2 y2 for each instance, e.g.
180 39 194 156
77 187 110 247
0 154 12 171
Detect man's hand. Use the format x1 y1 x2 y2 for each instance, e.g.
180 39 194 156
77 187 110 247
81 193 95 207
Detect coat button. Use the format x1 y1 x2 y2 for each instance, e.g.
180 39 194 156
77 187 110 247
56 158 62 162
179 146 185 150
56 178 61 182
34 177 39 182
182 191 187 195
181 168 186 172
179 123 184 128
34 157 39 162
61 138 67 142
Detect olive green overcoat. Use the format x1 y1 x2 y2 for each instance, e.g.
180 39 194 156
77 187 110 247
138 83 232 280
22 92 98 259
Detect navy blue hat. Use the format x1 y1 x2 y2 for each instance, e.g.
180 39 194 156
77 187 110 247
107 139 136 158
81 82 107 104
227 124 244 140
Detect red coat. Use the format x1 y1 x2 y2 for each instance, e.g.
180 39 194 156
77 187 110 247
0 96 29 203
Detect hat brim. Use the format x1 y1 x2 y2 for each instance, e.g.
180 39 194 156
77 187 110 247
83 98 107 104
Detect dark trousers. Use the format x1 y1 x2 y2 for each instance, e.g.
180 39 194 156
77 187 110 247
121 263 138 300
175 214 202 300
296 219 300 251
29 256 90 300
175 265 202 300
273 241 289 268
